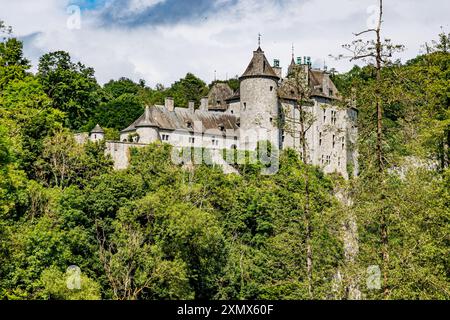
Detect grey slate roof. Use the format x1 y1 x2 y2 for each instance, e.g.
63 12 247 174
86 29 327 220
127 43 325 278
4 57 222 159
91 124 104 134
240 47 279 80
278 69 340 101
121 105 240 135
208 83 234 111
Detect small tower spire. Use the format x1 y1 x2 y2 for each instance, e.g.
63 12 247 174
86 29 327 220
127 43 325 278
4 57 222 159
292 43 295 60
258 33 261 48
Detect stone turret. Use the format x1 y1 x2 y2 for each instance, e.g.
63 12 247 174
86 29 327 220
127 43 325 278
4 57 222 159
239 46 280 150
90 124 105 142
135 106 160 144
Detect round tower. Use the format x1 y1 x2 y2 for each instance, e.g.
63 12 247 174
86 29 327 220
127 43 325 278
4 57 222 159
135 106 160 144
90 124 105 142
239 47 280 151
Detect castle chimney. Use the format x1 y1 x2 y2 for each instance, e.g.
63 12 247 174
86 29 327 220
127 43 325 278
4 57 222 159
188 101 195 112
144 106 151 121
272 59 282 79
200 97 208 111
165 97 174 112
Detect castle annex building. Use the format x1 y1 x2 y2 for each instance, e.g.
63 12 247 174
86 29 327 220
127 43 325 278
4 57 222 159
85 46 358 178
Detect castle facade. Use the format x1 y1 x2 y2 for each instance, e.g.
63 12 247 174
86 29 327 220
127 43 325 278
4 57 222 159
87 46 358 178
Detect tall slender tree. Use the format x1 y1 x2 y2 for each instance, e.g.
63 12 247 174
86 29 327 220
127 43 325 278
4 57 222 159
336 0 404 297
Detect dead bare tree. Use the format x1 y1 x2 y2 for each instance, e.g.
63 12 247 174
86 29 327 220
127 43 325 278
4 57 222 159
333 0 404 298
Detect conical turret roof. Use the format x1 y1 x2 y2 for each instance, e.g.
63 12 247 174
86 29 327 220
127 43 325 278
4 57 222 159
240 47 279 80
91 124 104 134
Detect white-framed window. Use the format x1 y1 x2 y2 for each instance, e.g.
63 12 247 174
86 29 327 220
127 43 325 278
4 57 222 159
162 134 170 141
212 137 219 147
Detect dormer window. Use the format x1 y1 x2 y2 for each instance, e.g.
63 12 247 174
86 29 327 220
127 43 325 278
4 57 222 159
329 89 333 97
219 125 225 132
186 121 193 129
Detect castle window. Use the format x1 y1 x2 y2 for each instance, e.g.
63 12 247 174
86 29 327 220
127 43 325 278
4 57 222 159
342 137 345 150
319 132 322 146
323 109 327 122
162 134 170 141
243 102 247 110
331 111 337 125
321 155 324 164
189 137 195 144
186 121 193 129
212 137 219 146
338 157 341 166
329 89 333 97
270 86 273 92
332 135 336 148
231 110 234 114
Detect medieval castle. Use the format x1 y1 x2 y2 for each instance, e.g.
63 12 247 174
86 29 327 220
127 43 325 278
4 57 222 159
80 45 358 178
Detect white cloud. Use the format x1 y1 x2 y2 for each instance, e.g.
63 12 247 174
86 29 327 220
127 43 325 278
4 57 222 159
1 0 449 87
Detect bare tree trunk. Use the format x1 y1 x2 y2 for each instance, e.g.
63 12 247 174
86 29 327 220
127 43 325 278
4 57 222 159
374 0 390 298
375 0 384 172
299 101 313 299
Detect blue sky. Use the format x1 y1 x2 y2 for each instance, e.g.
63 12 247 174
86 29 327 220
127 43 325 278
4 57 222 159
1 0 449 86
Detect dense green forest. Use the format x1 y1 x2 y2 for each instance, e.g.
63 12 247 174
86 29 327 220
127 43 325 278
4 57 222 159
0 19 449 300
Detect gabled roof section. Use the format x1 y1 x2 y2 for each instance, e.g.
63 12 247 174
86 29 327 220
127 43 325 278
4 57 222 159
309 70 340 100
278 68 340 101
240 47 279 80
208 83 234 111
